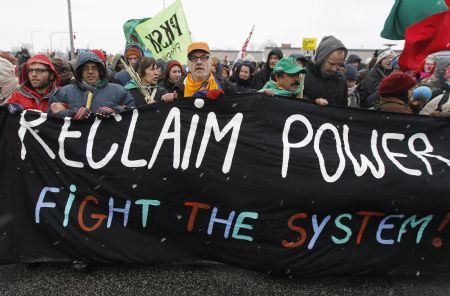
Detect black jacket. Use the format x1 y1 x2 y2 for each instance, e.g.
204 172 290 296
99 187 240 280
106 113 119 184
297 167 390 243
303 62 348 106
252 48 283 90
358 64 391 108
303 36 348 106
128 86 168 107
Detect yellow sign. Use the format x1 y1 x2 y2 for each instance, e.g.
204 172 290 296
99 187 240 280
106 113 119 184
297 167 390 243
302 38 317 51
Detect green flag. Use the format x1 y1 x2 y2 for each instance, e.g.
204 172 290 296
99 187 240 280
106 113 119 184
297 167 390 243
123 18 153 57
135 0 192 64
381 0 448 40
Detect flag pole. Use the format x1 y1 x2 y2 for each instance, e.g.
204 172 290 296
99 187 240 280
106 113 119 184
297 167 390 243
233 25 255 67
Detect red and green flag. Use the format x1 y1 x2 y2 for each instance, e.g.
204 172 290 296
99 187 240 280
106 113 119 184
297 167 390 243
381 0 447 40
381 0 450 71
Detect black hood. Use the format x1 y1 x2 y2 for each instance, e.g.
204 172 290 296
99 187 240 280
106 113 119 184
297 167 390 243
266 48 283 70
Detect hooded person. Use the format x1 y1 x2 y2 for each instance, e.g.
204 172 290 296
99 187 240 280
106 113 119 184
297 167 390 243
158 60 184 92
7 54 60 113
357 48 395 108
110 54 125 74
51 57 74 87
375 72 416 114
231 60 256 92
303 35 348 106
253 48 283 90
48 52 135 119
0 57 19 104
346 54 362 69
260 57 306 97
115 44 144 86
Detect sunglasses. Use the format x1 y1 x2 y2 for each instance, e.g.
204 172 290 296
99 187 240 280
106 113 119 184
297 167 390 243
188 55 209 62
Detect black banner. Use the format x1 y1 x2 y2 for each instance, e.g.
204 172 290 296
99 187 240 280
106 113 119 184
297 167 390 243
0 93 449 276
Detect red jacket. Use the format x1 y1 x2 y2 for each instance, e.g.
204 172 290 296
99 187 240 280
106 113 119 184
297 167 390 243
8 55 60 112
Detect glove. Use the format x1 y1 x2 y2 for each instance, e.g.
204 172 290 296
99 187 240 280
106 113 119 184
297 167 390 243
7 103 24 115
96 106 115 118
205 89 224 100
72 107 91 120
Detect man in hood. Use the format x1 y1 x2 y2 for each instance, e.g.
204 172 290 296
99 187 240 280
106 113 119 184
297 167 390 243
48 52 134 120
253 48 283 90
357 48 395 108
303 35 348 106
115 44 144 86
260 57 306 97
7 54 60 113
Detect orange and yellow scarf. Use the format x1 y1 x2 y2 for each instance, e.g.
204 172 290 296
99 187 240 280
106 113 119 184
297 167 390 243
184 72 221 97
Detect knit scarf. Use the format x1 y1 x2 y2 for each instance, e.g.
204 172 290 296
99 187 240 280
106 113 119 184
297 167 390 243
260 79 302 97
184 72 221 97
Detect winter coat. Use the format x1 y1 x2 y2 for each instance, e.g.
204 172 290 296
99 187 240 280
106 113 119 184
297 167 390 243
48 52 134 117
375 97 413 114
8 55 60 112
303 36 348 106
253 48 283 90
358 64 391 108
126 80 168 107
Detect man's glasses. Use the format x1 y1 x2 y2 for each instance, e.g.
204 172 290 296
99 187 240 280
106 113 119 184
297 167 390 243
82 65 99 72
27 68 49 74
188 55 209 62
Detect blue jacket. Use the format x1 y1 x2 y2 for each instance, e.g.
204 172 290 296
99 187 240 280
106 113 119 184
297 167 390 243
48 52 135 117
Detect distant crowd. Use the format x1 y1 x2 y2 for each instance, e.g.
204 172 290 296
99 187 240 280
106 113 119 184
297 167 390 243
0 35 449 120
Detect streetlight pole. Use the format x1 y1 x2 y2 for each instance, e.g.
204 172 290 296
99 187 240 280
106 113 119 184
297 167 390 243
50 31 75 56
67 0 75 60
30 30 41 54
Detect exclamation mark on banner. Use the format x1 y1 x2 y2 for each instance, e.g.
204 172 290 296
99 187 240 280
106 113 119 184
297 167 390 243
432 212 450 248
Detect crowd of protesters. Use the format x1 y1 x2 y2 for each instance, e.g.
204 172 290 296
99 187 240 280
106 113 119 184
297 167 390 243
1 35 450 120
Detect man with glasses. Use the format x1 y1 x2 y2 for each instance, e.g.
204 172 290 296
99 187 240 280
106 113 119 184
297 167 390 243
48 52 134 120
7 55 60 113
162 42 236 102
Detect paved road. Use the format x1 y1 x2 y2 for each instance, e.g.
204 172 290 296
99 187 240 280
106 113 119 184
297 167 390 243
0 262 449 295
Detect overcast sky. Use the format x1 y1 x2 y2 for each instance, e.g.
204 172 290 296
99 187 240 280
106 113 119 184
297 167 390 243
0 0 402 54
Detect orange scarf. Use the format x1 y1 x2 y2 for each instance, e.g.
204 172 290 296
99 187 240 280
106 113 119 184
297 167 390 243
184 72 220 97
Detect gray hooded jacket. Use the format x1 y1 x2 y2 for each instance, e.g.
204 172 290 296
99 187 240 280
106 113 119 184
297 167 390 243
303 36 348 105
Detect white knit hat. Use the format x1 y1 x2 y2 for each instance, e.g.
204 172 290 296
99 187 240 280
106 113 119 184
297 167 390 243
376 49 396 64
0 57 18 102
